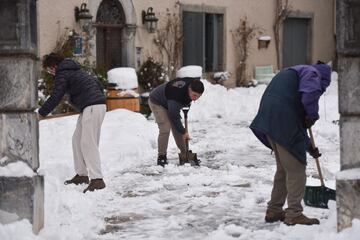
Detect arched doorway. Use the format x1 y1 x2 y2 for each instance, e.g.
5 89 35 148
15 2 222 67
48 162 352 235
95 0 125 71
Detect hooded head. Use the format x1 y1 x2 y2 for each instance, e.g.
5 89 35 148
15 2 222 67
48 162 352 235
311 61 331 91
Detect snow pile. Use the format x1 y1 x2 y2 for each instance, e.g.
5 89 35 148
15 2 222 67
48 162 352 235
176 65 202 78
0 162 35 177
39 109 157 178
115 89 139 98
213 71 231 84
208 207 360 240
0 71 358 240
190 80 265 121
336 168 360 180
107 68 138 89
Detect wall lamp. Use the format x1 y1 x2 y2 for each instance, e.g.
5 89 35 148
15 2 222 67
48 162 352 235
74 3 93 32
142 7 158 33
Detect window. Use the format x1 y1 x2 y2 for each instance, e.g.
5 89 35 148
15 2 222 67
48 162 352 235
183 11 224 72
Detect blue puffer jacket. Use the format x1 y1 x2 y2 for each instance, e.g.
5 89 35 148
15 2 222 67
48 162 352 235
39 59 106 116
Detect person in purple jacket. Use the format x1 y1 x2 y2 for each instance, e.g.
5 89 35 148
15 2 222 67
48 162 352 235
250 61 331 226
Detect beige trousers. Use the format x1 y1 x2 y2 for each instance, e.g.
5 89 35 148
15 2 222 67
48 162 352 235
267 136 306 218
148 99 186 156
72 104 106 179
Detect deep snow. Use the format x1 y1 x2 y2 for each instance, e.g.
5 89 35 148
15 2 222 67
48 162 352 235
1 73 360 240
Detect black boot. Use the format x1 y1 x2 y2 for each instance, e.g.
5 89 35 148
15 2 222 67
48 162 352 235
157 154 168 167
64 174 89 185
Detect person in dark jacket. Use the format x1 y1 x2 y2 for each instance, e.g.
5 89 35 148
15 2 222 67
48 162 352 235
148 70 204 167
38 53 107 193
250 61 331 226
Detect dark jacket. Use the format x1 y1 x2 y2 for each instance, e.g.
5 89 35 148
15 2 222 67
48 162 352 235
39 59 106 116
250 64 331 164
150 77 196 134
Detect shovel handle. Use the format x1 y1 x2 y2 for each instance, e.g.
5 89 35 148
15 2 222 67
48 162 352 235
308 128 325 186
182 108 190 161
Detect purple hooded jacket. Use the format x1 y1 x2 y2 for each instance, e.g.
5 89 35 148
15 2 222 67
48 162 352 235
252 63 331 150
291 63 331 121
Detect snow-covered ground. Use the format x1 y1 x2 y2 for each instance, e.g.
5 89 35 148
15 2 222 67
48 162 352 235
1 73 360 240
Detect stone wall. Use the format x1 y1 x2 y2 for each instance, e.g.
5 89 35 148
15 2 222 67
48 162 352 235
0 0 44 234
336 0 360 232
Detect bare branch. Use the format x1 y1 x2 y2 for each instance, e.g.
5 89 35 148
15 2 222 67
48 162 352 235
154 7 183 79
273 0 291 70
231 17 262 87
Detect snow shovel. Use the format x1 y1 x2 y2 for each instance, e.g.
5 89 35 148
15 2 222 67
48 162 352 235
303 128 336 209
178 107 200 166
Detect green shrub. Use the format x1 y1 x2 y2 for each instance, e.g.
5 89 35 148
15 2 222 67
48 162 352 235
137 57 167 92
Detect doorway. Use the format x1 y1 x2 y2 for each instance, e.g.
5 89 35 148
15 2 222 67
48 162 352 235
95 0 125 71
283 17 311 68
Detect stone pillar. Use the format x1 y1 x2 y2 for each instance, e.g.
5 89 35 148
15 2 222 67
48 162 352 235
121 24 136 68
336 0 360 232
0 0 44 234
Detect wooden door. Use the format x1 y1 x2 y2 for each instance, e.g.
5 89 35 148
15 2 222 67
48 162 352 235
96 25 122 70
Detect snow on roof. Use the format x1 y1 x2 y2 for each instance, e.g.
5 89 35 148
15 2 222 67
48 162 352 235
258 35 271 41
176 65 202 78
107 67 138 89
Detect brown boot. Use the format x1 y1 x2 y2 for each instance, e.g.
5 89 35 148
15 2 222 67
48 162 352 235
265 210 285 223
284 214 320 226
83 179 106 193
64 174 89 185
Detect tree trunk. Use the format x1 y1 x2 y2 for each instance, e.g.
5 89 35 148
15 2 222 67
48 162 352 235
236 61 247 87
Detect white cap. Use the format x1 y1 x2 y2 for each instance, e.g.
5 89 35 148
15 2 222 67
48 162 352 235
107 67 138 89
176 65 202 78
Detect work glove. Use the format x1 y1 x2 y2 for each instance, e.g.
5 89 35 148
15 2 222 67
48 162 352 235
304 115 316 129
308 145 322 158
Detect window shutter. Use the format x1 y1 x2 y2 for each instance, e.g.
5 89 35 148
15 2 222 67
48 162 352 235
183 11 204 68
205 14 223 71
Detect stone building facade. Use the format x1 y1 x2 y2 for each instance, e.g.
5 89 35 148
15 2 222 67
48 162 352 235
37 0 336 87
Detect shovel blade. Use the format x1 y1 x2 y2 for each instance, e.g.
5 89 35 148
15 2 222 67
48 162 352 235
178 151 200 166
304 185 336 209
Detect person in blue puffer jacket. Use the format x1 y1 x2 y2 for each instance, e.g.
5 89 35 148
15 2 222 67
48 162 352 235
38 53 107 193
250 61 331 226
